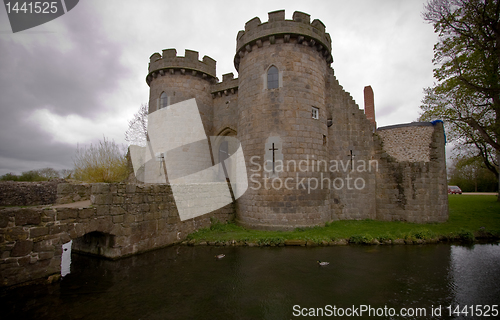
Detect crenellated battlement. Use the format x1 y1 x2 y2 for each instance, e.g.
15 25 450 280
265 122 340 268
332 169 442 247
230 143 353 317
146 49 216 86
234 10 333 70
211 72 239 97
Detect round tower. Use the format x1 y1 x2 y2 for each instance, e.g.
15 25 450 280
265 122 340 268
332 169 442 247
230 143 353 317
146 48 216 137
235 10 334 230
143 49 216 185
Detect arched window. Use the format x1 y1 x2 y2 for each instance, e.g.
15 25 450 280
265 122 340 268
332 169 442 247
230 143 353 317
267 66 279 89
160 92 168 109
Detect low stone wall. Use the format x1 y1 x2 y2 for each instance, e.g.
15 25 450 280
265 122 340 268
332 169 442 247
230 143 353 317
0 182 234 287
56 182 91 204
0 179 66 207
87 183 234 258
0 206 63 286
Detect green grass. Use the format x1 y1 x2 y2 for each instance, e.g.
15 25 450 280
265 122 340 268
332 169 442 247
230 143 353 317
186 195 500 244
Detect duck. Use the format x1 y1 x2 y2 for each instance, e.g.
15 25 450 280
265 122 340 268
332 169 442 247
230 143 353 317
215 254 225 259
317 260 329 266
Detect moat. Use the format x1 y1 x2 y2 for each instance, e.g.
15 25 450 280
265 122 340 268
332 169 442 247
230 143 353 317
1 244 499 320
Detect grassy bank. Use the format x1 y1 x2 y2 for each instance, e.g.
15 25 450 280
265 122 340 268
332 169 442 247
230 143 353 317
186 195 500 245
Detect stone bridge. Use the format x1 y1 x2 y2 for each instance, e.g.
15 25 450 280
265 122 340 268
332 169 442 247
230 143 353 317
0 182 234 287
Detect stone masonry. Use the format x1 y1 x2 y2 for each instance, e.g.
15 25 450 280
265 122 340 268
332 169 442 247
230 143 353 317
0 179 66 207
0 9 449 288
144 9 449 230
377 123 436 162
0 182 233 287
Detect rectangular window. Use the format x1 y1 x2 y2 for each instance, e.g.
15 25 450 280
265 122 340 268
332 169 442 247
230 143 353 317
312 107 319 119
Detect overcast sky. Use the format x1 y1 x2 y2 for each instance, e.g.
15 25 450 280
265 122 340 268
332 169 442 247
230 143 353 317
0 0 438 175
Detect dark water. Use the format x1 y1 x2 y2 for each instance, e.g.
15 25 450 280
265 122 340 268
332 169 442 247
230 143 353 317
1 244 499 320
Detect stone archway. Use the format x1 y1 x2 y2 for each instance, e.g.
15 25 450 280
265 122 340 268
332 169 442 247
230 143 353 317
72 231 116 257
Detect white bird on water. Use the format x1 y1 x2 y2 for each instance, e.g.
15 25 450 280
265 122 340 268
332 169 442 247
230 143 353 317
317 260 329 266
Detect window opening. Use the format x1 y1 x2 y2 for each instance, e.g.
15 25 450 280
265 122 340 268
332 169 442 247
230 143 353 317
160 92 168 109
312 107 319 119
267 66 279 89
219 140 230 179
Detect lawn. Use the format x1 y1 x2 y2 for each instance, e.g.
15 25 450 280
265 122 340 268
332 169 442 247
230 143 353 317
186 195 500 245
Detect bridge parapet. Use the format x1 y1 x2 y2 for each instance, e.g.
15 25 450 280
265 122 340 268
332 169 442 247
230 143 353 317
0 182 234 287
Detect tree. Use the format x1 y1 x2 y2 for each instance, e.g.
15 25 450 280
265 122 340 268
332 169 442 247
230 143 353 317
59 169 73 179
125 103 148 147
73 137 129 183
36 167 60 180
448 153 498 191
0 173 19 181
420 0 500 200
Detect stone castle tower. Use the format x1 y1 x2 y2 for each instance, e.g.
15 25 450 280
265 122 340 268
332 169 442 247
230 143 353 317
145 10 448 230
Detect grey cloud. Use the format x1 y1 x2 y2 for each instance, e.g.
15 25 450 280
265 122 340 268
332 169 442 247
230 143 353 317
0 2 130 174
0 0 439 175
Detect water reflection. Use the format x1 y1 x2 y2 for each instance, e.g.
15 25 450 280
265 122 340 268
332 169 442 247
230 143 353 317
450 244 500 307
1 244 498 320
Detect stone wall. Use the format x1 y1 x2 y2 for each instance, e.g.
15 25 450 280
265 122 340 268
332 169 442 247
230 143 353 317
0 206 63 287
141 9 449 230
0 182 234 287
0 179 65 207
375 122 448 223
212 73 239 137
377 123 435 162
56 182 91 204
326 70 377 221
85 183 233 258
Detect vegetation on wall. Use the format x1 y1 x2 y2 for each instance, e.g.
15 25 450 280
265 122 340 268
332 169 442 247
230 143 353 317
73 137 129 183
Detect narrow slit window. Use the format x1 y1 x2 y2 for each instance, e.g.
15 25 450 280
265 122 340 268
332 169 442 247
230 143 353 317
312 107 319 119
160 92 168 109
267 66 279 89
219 140 230 179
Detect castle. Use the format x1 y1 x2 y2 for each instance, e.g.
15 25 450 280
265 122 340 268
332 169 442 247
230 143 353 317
144 10 448 230
0 10 451 287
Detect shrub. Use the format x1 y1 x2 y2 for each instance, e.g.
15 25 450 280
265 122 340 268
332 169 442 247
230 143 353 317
378 233 394 242
258 237 284 245
210 219 227 232
19 170 46 181
2 170 51 181
1 173 20 181
73 137 129 183
349 234 373 244
458 229 475 243
413 228 435 240
1 168 68 181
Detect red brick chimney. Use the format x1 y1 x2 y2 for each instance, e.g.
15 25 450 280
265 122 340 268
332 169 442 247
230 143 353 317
364 85 376 129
